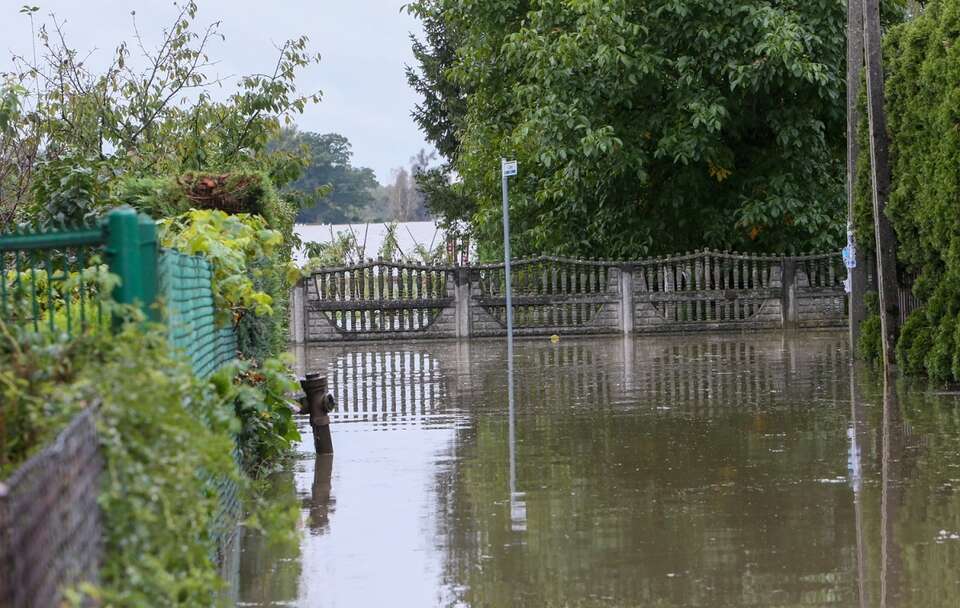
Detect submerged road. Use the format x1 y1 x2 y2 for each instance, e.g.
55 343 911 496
229 333 960 607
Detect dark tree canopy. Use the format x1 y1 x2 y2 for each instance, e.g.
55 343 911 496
406 0 876 259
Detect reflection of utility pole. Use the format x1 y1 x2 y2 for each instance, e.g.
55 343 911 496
881 377 903 608
308 455 335 535
507 337 526 532
848 364 870 608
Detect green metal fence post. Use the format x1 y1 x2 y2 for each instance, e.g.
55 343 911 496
105 206 158 322
138 213 160 322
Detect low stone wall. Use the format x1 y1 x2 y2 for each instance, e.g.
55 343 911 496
0 408 103 608
294 251 848 343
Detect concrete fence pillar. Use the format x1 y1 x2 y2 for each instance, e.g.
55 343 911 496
619 265 635 335
289 279 307 344
454 267 472 339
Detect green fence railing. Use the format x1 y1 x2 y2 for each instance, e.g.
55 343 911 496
0 207 236 375
159 250 237 379
1 206 243 557
0 220 110 335
0 207 164 335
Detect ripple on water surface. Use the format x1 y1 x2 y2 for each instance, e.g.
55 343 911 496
231 333 960 607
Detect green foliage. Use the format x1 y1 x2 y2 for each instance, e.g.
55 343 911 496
113 176 190 219
855 0 960 380
3 315 305 604
1 323 241 605
159 210 285 323
218 357 301 472
27 156 115 227
0 320 93 475
1 2 321 225
407 0 854 259
415 166 475 232
896 310 935 375
2 262 117 336
858 293 883 362
302 230 362 268
85 326 239 606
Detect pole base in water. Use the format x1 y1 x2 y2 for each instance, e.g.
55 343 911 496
313 419 334 455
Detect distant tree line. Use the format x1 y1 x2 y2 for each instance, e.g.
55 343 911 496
270 128 435 224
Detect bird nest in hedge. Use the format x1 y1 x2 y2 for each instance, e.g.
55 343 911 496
177 172 268 216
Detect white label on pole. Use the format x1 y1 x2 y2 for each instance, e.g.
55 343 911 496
843 245 857 269
502 160 518 177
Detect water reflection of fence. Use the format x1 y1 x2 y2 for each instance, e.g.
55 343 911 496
294 252 848 342
304 333 850 428
325 350 449 423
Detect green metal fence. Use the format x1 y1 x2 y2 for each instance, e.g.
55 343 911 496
0 207 164 335
158 250 237 378
0 208 237 374
0 206 242 557
0 220 110 335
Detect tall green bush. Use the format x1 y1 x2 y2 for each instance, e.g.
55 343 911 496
855 0 960 380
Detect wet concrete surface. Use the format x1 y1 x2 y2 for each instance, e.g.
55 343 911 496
231 332 960 607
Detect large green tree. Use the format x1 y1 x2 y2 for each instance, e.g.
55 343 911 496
407 0 859 259
271 130 380 224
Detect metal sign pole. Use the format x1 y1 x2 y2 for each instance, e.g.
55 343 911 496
501 158 515 347
501 157 525 531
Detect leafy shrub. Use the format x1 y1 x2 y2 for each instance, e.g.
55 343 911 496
159 209 288 324
83 326 240 606
925 314 958 384
27 155 114 228
222 356 301 472
854 1 960 380
113 176 190 219
858 314 883 363
2 262 117 336
0 320 95 476
857 292 882 362
897 310 935 376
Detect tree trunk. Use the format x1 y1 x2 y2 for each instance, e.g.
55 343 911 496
862 0 900 370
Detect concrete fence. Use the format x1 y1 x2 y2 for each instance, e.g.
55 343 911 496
291 251 847 343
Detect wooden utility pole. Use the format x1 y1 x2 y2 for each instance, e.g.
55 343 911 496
847 0 869 351
862 0 900 369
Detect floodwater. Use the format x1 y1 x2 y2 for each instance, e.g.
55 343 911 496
229 333 960 607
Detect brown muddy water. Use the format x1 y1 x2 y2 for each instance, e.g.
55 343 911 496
227 332 960 607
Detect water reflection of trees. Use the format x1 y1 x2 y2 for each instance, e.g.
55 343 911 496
231 468 303 606
852 375 960 608
438 335 861 607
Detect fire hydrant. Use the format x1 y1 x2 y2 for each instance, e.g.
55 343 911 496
300 373 336 454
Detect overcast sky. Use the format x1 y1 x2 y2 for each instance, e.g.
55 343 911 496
0 0 432 184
